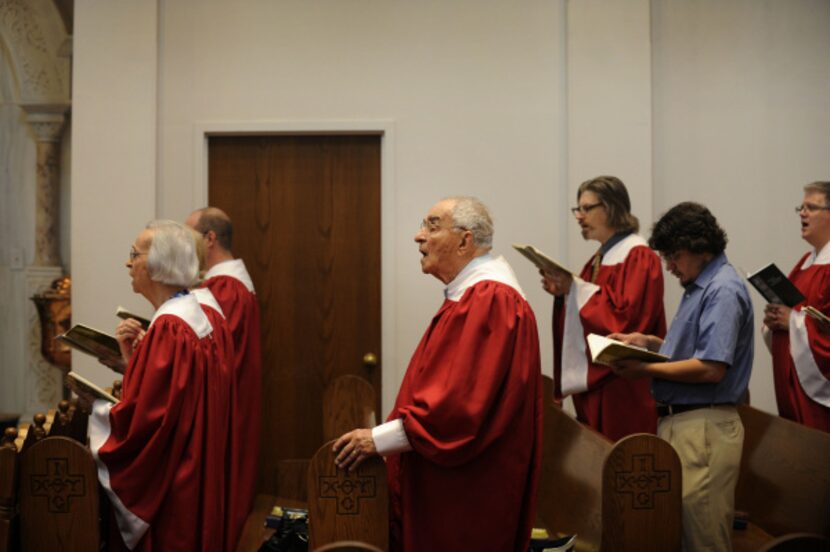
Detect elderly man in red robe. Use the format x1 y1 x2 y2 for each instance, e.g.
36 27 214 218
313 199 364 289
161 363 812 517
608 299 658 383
186 206 261 550
334 196 543 552
69 220 231 551
764 181 830 433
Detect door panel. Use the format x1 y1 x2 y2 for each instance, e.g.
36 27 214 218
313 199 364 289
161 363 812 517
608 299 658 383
209 135 381 493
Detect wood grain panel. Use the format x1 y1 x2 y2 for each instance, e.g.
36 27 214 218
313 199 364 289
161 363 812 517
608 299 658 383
209 135 381 495
18 436 100 552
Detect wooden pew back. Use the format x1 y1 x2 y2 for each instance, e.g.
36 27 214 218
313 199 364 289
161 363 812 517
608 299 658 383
0 429 19 552
18 435 100 552
536 377 612 548
735 405 830 537
322 375 377 443
601 434 682 551
307 440 388 551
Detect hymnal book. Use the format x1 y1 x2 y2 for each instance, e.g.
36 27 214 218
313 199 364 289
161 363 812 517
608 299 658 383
66 371 119 404
512 243 572 275
116 305 151 329
57 324 121 365
587 333 669 367
747 263 805 308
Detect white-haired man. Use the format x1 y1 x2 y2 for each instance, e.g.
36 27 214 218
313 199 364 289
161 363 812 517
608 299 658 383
69 220 231 551
333 197 543 551
185 206 261 550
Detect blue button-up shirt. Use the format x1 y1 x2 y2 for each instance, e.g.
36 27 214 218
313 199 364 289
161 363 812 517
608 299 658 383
653 253 754 404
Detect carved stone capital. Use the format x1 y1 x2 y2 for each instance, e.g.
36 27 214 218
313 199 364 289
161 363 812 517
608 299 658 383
21 103 69 143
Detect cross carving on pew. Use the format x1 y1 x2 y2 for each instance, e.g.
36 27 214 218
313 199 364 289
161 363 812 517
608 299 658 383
29 457 86 514
614 453 671 509
319 469 377 515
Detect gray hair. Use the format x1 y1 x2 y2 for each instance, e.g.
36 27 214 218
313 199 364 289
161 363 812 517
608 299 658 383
446 196 494 249
804 181 830 204
145 220 200 288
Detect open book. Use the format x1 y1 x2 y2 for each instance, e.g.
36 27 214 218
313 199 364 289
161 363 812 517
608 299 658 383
803 306 830 325
56 324 121 365
512 243 572 275
587 333 669 367
66 371 119 404
747 263 805 307
116 305 151 329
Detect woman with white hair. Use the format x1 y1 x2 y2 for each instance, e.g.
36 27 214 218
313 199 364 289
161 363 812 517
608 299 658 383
69 220 232 551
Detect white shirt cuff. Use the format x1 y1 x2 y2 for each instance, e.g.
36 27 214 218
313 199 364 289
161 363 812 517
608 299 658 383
371 419 412 456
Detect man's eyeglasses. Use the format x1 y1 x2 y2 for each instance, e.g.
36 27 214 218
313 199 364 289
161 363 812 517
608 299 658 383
795 203 830 214
418 218 466 234
571 202 603 217
129 248 147 261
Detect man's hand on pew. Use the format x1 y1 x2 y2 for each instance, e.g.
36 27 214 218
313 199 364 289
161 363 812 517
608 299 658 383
333 429 378 472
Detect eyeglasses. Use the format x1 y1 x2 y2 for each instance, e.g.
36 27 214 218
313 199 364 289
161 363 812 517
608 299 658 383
795 203 830 214
571 202 604 216
418 218 466 234
129 248 147 261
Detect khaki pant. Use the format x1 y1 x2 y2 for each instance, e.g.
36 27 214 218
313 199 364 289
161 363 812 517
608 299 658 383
658 406 743 552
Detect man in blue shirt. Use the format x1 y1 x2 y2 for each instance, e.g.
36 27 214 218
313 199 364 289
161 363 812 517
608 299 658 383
609 202 753 552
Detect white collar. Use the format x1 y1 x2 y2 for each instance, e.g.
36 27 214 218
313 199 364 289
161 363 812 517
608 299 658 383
802 241 830 269
203 259 255 293
444 253 525 302
150 293 213 338
601 234 648 266
191 287 226 318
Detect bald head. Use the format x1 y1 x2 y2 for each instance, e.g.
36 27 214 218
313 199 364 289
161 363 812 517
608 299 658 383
186 207 233 252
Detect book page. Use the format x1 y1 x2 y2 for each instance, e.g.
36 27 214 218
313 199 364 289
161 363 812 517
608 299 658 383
57 324 121 362
512 243 572 275
587 333 669 366
66 371 119 404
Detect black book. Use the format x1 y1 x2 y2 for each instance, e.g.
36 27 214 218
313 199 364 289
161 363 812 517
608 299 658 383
747 263 805 307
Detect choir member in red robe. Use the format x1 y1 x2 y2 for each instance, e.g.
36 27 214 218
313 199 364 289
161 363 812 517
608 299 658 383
764 181 830 433
186 207 262 551
541 176 664 441
70 220 231 551
333 197 543 552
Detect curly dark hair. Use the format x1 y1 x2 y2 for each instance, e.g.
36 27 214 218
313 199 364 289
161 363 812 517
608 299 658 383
648 202 727 256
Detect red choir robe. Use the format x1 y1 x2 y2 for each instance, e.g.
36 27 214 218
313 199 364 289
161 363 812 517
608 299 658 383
89 293 231 551
553 234 664 441
201 258 262 551
385 255 543 552
193 287 237 545
769 249 830 432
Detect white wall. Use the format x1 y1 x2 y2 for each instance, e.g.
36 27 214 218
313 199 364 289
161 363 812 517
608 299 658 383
71 0 159 385
68 0 830 419
652 0 830 412
73 0 567 411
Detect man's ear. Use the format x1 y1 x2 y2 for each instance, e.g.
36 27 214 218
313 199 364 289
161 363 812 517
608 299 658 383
457 230 474 252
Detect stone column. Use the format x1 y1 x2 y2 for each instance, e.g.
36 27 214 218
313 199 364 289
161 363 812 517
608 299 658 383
21 103 69 419
22 103 69 267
